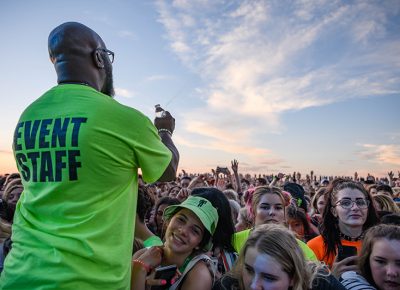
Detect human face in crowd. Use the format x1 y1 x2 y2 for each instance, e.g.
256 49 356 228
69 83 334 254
169 186 181 198
316 195 326 215
370 187 378 196
180 178 190 188
7 187 23 207
241 181 249 192
369 238 400 290
156 204 169 229
242 246 293 290
254 194 285 226
287 218 305 240
164 209 205 255
332 188 369 232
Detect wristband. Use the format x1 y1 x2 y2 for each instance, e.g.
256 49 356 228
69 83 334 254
158 128 172 135
132 259 152 273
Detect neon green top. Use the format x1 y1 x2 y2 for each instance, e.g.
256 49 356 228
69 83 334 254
233 229 317 261
1 84 172 290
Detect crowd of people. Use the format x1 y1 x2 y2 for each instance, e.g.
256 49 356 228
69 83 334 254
1 168 399 289
1 21 399 289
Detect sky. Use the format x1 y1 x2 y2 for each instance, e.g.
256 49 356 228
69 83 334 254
1 0 399 178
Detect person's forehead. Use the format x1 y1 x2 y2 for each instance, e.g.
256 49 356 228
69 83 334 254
336 188 365 199
259 193 283 204
176 208 204 228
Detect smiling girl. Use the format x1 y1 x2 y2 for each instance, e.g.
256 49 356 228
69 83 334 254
131 196 219 290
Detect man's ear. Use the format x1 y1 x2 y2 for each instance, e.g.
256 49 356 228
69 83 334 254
93 50 105 69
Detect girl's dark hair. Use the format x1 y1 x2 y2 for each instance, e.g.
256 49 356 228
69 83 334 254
191 187 235 252
137 186 154 222
321 178 380 259
155 196 180 237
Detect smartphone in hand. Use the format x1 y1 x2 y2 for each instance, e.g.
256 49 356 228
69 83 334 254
151 264 178 290
337 246 357 263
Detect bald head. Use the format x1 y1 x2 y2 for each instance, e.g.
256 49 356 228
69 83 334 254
48 22 114 97
48 22 103 63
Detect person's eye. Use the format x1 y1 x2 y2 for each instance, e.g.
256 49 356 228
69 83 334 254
191 228 201 236
356 199 368 206
374 258 386 265
244 265 254 274
275 206 283 211
340 200 352 207
261 274 277 281
176 216 185 223
260 205 270 210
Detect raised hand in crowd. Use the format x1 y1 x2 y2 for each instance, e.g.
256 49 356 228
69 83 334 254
388 171 394 186
187 174 208 190
176 187 190 202
296 171 301 183
231 159 241 193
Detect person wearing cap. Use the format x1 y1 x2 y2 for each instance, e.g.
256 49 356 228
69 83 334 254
131 195 219 290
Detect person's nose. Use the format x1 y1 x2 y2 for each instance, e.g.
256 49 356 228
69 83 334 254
269 207 276 216
178 225 189 237
386 263 400 278
250 276 263 290
350 201 361 211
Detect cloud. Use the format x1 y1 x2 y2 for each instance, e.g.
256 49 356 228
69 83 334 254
145 74 175 82
115 88 134 98
156 0 399 158
358 144 400 166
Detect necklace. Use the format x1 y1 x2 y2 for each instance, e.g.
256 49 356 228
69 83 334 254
178 256 192 274
339 231 364 241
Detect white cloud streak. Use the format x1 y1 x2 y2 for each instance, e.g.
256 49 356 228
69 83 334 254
358 144 400 166
156 0 400 162
115 87 134 98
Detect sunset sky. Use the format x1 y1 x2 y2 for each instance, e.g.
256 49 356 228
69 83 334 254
1 0 399 178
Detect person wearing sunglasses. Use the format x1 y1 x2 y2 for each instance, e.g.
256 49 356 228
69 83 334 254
1 22 179 290
307 179 379 277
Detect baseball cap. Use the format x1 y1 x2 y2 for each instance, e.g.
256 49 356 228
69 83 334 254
283 182 307 212
163 196 219 235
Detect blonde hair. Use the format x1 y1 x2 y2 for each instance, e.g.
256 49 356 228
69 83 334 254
251 186 287 221
232 224 310 290
373 194 400 213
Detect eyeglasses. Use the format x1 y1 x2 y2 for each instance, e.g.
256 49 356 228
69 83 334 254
335 198 370 209
96 48 114 63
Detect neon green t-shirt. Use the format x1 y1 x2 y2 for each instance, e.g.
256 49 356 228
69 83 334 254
1 84 172 290
233 228 317 261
